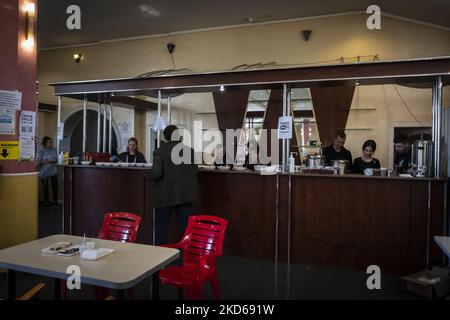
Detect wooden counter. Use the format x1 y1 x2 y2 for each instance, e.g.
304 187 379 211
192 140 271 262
62 165 448 274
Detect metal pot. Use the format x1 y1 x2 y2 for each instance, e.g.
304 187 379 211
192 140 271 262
307 155 325 168
331 159 349 172
412 140 433 177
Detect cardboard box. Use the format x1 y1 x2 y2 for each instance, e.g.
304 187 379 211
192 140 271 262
403 267 450 299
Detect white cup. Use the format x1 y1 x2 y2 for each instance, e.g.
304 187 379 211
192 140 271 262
86 240 95 250
380 168 387 177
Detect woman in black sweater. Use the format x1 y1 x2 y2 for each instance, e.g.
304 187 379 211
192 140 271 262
353 140 381 174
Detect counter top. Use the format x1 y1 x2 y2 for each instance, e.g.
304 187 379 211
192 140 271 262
198 167 447 181
57 164 151 170
59 164 447 181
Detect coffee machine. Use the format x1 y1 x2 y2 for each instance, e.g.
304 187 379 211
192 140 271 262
411 140 434 177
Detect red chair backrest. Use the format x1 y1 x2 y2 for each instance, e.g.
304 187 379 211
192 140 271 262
180 215 228 266
98 212 142 243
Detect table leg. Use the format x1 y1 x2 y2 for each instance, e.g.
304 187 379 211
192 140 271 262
116 289 125 300
54 279 61 300
7 269 16 300
152 271 159 300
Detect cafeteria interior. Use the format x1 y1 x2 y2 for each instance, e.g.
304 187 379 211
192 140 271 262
1 0 450 305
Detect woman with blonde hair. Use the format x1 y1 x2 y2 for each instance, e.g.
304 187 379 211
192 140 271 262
117 137 146 163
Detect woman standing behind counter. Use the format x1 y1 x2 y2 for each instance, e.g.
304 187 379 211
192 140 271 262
113 137 146 163
353 140 381 174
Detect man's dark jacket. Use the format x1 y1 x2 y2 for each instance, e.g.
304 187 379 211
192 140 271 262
147 141 198 208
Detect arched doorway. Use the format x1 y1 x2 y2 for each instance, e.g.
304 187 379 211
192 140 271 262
63 109 118 156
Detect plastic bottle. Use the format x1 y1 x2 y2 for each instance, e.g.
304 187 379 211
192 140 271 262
58 152 64 165
64 151 69 165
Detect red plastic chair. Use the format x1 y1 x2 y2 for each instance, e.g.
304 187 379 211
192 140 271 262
95 212 142 299
159 215 228 300
98 212 142 243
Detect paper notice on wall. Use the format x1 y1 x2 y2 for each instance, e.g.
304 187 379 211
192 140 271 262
0 107 16 135
19 111 36 137
278 116 293 139
57 122 64 140
0 90 22 110
20 136 35 161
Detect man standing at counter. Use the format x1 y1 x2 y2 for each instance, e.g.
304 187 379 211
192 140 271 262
147 125 198 245
322 130 353 170
393 134 412 173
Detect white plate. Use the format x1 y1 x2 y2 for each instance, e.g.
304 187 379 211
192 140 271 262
41 242 73 254
217 165 231 171
111 162 120 167
253 165 267 171
95 162 105 166
233 166 247 171
144 163 152 168
104 162 113 167
118 162 130 167
81 161 90 165
399 174 413 177
199 165 215 170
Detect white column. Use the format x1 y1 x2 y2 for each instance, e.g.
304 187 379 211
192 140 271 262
167 95 171 125
56 96 62 154
432 76 443 178
109 102 113 153
102 103 107 152
82 96 87 154
157 90 162 148
97 100 101 152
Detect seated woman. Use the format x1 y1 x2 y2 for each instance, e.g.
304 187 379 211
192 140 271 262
37 136 58 206
117 137 146 163
353 139 381 174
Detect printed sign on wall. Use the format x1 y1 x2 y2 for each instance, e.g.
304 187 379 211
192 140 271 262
0 90 22 110
0 141 20 160
278 116 293 139
19 111 36 137
0 108 16 135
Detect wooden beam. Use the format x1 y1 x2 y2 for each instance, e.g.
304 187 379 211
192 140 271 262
51 57 450 97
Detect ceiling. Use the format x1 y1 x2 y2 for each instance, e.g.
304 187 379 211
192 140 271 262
38 0 450 49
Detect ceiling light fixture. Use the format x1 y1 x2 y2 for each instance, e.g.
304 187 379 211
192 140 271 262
220 85 225 92
73 53 83 63
302 30 312 42
21 2 35 50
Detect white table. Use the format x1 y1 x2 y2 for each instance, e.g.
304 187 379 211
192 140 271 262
0 234 179 300
434 236 450 259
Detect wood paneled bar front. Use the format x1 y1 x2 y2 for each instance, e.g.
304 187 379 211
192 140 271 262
62 165 447 275
54 57 450 276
